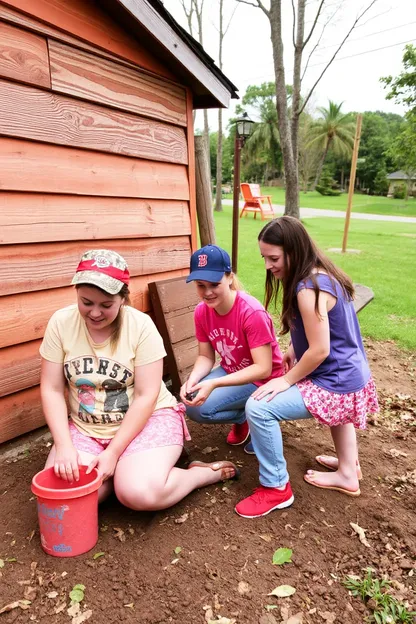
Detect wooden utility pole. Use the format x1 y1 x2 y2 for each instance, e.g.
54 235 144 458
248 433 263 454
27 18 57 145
342 113 363 253
195 135 216 246
232 136 243 274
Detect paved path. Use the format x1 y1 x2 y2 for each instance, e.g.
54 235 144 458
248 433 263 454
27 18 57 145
222 200 416 224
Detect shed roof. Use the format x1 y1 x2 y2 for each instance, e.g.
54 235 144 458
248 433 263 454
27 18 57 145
102 0 239 109
387 170 416 180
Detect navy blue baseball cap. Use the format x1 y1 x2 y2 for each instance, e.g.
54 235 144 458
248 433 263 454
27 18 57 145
186 245 232 283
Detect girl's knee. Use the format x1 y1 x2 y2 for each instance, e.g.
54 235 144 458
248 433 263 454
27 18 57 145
245 396 269 420
115 482 164 511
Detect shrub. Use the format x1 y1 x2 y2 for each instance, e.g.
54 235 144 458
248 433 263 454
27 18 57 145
393 183 407 199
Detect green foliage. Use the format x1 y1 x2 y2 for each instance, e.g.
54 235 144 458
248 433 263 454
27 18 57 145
272 548 293 565
308 101 355 157
316 167 342 196
343 568 416 623
393 183 407 199
381 43 416 112
236 82 283 183
373 169 389 196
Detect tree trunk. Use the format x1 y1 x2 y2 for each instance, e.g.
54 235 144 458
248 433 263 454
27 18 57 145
269 0 299 218
195 135 216 245
215 109 223 212
214 0 224 212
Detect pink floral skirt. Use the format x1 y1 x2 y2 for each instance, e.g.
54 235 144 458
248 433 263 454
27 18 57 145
69 403 191 458
296 377 379 430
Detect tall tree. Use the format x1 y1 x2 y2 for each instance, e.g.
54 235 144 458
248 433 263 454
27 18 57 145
234 0 378 218
382 44 416 198
307 101 355 189
215 0 238 212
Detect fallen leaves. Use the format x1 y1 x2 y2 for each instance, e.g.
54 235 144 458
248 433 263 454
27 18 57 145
268 585 296 598
113 527 126 542
272 548 293 566
67 601 93 624
174 513 189 524
0 600 31 614
237 580 250 595
69 584 85 603
350 522 371 548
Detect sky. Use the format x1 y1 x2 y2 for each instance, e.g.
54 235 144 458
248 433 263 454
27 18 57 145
164 0 416 131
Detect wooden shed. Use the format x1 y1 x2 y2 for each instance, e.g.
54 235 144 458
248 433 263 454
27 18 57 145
0 0 238 444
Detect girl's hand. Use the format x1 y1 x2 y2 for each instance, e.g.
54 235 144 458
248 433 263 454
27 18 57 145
251 377 291 402
180 379 200 405
86 448 118 481
283 348 295 373
54 443 81 483
186 379 216 406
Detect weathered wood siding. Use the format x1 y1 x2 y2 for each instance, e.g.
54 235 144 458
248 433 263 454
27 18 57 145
0 0 197 443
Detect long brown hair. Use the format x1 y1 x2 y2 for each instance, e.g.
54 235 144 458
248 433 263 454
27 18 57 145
258 216 354 334
75 284 131 352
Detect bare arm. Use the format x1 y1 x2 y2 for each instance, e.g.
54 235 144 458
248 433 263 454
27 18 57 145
40 358 80 481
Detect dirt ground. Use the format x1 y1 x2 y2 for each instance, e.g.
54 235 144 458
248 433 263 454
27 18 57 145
1 339 415 624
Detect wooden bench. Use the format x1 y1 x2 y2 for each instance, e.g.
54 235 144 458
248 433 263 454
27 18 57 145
240 183 274 220
149 277 374 393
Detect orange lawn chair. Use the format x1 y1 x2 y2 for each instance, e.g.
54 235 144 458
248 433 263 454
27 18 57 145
240 183 274 220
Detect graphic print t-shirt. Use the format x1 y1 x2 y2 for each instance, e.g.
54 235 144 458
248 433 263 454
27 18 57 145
40 305 176 438
194 291 284 385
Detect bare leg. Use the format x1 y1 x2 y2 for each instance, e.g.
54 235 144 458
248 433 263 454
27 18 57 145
305 424 360 493
315 428 362 478
114 445 237 511
44 445 113 503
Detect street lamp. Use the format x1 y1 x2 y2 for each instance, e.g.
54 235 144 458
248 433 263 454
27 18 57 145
232 112 254 274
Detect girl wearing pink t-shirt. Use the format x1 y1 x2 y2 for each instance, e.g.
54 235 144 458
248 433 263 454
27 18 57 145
180 245 284 447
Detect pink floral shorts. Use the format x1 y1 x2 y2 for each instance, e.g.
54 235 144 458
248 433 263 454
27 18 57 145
69 404 191 458
297 376 379 430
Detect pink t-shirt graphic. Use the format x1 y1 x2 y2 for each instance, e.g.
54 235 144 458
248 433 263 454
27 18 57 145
194 291 284 385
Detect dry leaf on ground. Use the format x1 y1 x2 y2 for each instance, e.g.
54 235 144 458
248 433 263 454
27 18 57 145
174 513 189 524
113 527 126 542
350 522 371 548
237 581 250 595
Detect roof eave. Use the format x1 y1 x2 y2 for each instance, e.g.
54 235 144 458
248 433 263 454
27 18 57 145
106 0 238 108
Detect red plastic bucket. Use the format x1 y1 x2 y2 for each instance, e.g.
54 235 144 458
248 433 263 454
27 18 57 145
31 466 103 557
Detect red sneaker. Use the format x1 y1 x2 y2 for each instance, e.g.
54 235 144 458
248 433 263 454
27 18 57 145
226 421 250 445
235 483 294 518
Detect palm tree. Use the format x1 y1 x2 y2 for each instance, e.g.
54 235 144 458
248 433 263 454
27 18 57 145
308 101 355 189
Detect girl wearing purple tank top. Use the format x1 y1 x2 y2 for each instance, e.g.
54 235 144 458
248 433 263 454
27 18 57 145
235 217 378 519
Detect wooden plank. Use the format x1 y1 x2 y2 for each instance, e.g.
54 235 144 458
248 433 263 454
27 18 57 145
0 138 190 199
0 268 187 349
0 386 44 444
0 20 50 87
49 40 187 127
186 89 198 250
0 193 191 245
0 3 181 81
0 0 176 80
0 340 41 397
149 276 199 394
0 237 191 296
0 80 188 163
353 283 374 313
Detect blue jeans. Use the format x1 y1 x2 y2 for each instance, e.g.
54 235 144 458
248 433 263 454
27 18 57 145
245 384 312 488
185 367 257 425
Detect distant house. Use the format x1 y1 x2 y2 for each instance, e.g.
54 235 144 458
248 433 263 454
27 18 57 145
387 171 416 197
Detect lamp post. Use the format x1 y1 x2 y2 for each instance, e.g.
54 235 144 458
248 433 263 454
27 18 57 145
232 112 254 274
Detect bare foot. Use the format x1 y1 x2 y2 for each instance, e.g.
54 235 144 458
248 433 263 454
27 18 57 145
316 455 363 479
304 469 360 497
188 460 240 483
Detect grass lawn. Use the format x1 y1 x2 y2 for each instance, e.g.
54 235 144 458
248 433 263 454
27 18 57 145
213 205 416 351
224 188 416 217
